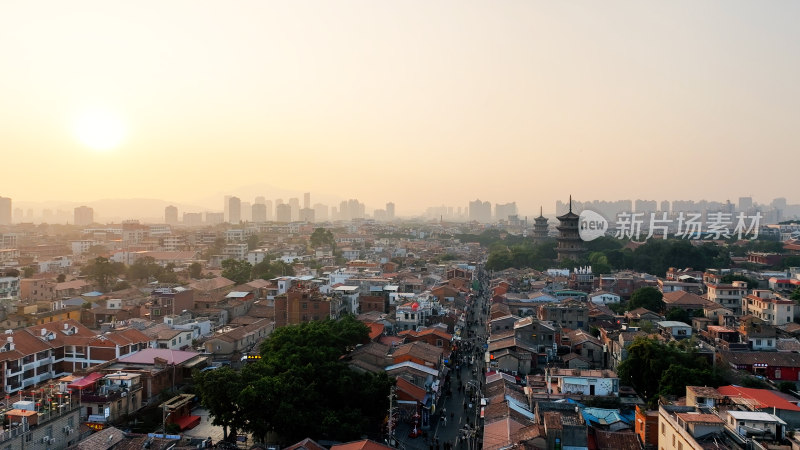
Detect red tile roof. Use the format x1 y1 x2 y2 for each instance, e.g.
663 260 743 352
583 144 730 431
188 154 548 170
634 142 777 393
396 377 426 402
366 322 384 340
717 385 800 411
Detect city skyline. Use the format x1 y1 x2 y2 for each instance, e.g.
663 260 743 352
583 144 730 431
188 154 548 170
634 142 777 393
2 2 799 213
2 191 798 225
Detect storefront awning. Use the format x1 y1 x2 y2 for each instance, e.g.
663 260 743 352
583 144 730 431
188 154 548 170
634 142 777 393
67 372 104 390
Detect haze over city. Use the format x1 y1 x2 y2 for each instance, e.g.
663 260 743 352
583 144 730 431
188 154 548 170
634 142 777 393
2 1 798 216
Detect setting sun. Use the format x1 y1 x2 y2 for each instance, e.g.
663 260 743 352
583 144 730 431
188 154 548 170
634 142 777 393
73 110 126 152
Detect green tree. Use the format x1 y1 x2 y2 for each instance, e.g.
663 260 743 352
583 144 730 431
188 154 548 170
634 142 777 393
628 287 665 313
128 256 162 282
56 273 66 283
221 259 252 285
22 267 35 278
81 257 124 292
310 228 335 250
157 263 179 283
246 234 260 251
791 287 800 302
224 316 392 443
618 337 720 405
193 367 244 441
588 252 611 275
189 262 203 279
665 308 691 324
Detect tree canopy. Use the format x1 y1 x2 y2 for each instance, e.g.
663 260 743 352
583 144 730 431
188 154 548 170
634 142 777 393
310 228 335 250
221 259 253 285
194 316 392 444
80 257 125 292
618 337 722 406
628 287 665 313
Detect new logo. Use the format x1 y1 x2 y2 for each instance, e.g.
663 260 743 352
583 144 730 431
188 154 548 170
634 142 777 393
579 210 608 241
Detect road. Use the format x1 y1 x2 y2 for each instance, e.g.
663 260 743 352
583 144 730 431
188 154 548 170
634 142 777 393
394 270 489 450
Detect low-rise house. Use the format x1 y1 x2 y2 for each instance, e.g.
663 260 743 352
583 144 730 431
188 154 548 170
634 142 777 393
685 386 724 408
564 329 604 368
706 281 748 315
743 290 795 326
538 299 589 331
203 318 274 359
70 371 144 424
662 290 715 312
726 411 786 440
398 327 453 356
658 405 730 450
588 291 621 305
550 369 620 397
657 321 692 339
717 385 800 428
739 316 777 350
719 351 800 383
102 348 209 402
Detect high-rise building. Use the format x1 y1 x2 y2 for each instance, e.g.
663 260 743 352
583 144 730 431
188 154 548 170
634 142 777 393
299 208 315 223
224 195 231 222
183 212 203 226
0 196 10 225
276 203 292 222
739 197 753 212
386 202 395 220
165 205 178 225
241 202 252 222
228 196 241 224
469 199 492 223
206 212 224 225
289 198 301 221
634 200 657 214
255 196 266 205
304 192 311 209
264 200 273 221
252 203 267 222
314 203 329 222
495 202 517 221
74 206 94 226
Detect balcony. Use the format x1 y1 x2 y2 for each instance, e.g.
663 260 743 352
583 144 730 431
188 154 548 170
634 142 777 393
81 389 122 403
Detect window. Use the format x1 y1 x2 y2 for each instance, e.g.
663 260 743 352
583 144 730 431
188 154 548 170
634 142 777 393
672 434 675 447
678 443 683 450
661 423 665 435
775 369 782 379
756 339 762 346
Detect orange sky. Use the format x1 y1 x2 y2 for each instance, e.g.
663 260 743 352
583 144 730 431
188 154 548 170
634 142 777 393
1 1 798 216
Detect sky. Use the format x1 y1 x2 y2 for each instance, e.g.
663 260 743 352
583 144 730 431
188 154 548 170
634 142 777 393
1 1 798 217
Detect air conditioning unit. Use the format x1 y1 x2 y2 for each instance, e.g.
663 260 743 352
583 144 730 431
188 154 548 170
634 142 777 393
50 438 56 444
42 436 50 443
63 425 71 433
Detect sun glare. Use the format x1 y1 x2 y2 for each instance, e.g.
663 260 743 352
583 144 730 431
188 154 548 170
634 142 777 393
73 110 126 151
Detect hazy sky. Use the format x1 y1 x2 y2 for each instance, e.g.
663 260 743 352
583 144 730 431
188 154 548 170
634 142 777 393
2 1 798 216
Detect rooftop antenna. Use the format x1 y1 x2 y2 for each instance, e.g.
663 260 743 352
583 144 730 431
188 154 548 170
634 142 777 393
569 195 573 213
